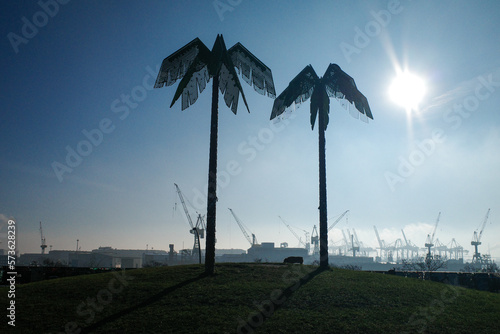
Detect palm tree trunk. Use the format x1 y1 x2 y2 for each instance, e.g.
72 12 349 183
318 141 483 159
318 107 328 269
205 75 219 275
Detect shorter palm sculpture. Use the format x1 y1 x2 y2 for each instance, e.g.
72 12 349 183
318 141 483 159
155 35 275 274
270 64 372 268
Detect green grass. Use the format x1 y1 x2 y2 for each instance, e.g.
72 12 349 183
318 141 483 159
1 264 499 333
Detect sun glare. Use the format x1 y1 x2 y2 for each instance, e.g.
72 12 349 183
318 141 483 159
389 71 426 111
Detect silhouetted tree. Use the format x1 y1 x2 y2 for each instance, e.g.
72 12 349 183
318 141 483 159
271 64 372 268
155 35 275 274
402 255 447 279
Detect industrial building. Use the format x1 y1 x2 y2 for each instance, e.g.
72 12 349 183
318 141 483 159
247 242 308 262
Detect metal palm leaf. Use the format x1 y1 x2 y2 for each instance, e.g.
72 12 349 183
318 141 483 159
155 34 275 274
270 63 372 268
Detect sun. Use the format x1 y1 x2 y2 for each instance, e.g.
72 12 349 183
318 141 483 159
389 70 426 111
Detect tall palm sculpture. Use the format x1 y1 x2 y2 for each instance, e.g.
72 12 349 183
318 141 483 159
155 35 275 274
270 64 372 268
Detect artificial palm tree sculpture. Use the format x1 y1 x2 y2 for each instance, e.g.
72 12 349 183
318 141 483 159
155 34 275 274
270 64 372 268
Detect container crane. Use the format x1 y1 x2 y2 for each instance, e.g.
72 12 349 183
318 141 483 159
374 225 392 262
373 226 384 249
352 228 375 256
352 228 361 247
401 229 419 259
400 229 409 259
471 208 490 263
448 238 466 260
40 221 47 254
425 212 440 259
229 208 258 247
401 229 408 246
174 183 205 263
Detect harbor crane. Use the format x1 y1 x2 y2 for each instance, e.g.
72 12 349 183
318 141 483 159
448 238 466 260
471 208 490 263
174 183 205 264
346 228 359 257
401 229 409 259
425 212 441 259
373 225 387 260
352 228 375 256
311 225 319 256
40 221 47 254
373 225 384 249
401 229 419 259
279 216 310 253
229 208 258 247
401 229 408 246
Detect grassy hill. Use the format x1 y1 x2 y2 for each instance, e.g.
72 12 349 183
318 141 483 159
1 263 499 333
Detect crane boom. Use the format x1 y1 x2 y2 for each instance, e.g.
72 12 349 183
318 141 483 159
401 229 409 246
174 183 194 229
373 226 383 248
341 229 349 245
328 210 349 232
229 208 255 246
279 216 305 247
477 208 490 242
352 228 360 246
431 212 441 243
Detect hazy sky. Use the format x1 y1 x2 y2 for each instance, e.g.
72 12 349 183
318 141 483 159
1 1 500 261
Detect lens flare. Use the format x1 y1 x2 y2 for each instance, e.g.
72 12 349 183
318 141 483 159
389 71 426 110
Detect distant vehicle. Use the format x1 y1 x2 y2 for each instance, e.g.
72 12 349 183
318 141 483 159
283 256 303 264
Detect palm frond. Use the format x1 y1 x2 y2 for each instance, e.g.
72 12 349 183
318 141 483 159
212 35 249 114
322 64 373 121
155 38 211 89
270 65 319 120
228 43 276 98
170 57 210 110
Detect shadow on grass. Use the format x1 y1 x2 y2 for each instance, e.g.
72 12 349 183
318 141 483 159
80 272 208 333
237 266 328 333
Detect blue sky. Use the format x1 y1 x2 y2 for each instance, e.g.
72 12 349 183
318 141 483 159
1 1 500 261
